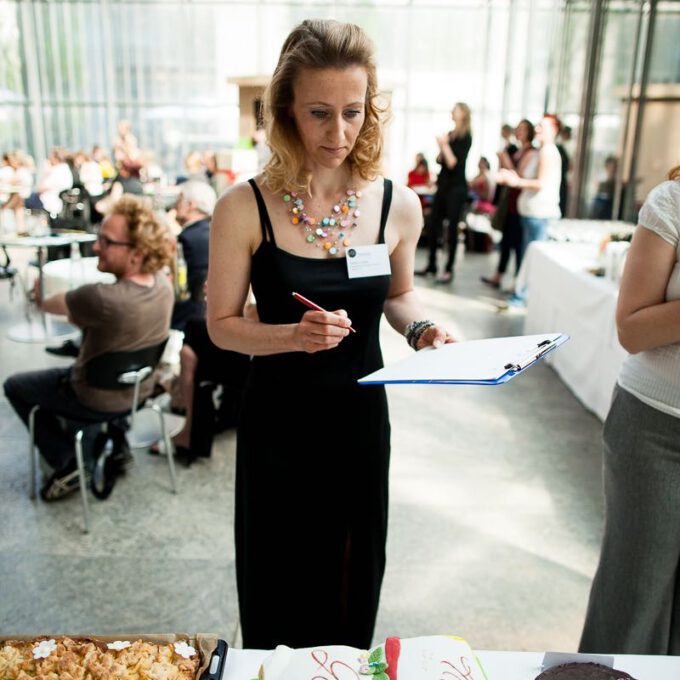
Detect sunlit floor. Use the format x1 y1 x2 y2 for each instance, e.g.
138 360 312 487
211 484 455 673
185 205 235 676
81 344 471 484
0 243 604 653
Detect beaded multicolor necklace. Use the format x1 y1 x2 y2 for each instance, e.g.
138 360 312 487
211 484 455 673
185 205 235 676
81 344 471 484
283 189 361 256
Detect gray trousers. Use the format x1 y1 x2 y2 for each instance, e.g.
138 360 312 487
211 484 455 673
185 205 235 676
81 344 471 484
580 384 680 654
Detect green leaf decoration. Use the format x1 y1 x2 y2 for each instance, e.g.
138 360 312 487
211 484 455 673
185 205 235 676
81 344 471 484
374 673 389 680
372 662 387 673
368 647 383 664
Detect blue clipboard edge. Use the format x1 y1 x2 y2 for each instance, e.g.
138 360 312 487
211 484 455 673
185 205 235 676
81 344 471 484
358 334 570 386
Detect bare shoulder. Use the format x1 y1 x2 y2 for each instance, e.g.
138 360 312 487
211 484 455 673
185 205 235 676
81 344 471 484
389 181 423 236
213 180 257 221
211 179 261 249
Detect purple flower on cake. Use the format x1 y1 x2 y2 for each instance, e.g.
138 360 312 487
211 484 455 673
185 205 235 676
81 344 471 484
32 639 57 659
174 641 196 659
107 641 131 651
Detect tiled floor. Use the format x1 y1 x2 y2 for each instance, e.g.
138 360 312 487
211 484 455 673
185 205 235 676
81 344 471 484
0 244 604 653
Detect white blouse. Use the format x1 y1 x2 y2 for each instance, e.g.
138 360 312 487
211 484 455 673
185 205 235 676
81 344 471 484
618 180 680 418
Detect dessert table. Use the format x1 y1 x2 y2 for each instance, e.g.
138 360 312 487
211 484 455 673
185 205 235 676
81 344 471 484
518 240 628 421
222 647 680 680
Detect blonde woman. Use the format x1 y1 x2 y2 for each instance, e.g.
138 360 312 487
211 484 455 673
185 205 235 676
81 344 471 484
416 102 472 283
580 166 680 654
207 19 453 649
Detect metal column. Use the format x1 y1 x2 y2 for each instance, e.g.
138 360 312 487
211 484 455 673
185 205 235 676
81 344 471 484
569 0 608 218
622 0 657 222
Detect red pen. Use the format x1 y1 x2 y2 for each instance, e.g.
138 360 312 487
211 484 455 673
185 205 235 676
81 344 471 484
292 291 356 333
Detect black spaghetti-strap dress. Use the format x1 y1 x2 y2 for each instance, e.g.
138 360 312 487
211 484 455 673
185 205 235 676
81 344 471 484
236 179 393 650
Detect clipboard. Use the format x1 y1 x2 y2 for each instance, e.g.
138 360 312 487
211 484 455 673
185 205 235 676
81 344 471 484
358 333 569 386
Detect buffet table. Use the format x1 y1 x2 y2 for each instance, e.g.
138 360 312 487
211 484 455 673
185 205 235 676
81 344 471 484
519 241 628 421
222 647 680 680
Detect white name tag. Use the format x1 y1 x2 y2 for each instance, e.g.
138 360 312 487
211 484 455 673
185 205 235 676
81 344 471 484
346 244 391 279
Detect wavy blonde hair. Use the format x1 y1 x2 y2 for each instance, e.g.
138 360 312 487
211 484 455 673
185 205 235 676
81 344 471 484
110 195 174 274
263 19 388 195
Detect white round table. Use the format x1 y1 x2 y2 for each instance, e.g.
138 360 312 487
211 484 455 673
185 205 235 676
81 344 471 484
0 232 98 343
42 256 115 297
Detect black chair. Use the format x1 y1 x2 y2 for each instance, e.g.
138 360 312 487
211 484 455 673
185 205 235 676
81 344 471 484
28 339 183 533
54 187 92 231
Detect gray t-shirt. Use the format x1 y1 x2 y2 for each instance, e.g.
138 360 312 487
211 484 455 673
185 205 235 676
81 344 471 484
66 272 174 412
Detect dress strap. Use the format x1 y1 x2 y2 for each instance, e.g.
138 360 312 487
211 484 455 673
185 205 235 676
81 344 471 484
248 179 277 245
378 179 393 244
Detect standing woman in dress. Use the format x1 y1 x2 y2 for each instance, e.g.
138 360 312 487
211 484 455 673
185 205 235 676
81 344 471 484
207 19 453 650
579 166 680 654
416 102 472 284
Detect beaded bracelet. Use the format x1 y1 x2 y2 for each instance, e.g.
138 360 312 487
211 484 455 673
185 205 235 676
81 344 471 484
405 320 436 350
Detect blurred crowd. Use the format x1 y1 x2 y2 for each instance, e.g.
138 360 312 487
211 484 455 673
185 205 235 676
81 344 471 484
0 120 234 236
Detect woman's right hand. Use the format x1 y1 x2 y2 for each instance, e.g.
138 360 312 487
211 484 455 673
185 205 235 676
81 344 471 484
295 309 352 353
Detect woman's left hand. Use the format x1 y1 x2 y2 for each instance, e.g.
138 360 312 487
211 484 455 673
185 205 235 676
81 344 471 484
417 324 456 350
436 133 448 148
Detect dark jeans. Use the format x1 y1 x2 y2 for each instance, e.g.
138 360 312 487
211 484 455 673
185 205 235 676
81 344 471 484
497 211 524 276
426 184 468 272
3 367 125 472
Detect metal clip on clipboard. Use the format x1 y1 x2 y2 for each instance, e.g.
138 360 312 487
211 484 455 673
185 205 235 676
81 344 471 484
504 339 554 373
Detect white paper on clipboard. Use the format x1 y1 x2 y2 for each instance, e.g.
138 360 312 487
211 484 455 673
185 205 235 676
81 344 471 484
358 333 569 385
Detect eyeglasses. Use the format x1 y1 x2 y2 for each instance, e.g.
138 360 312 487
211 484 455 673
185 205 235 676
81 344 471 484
96 231 133 248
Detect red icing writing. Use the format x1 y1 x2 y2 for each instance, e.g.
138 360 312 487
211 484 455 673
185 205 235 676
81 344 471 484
310 649 361 680
439 656 475 680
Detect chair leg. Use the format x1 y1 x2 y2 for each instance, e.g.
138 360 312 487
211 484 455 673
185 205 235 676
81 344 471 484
74 430 90 533
152 403 177 494
28 405 39 500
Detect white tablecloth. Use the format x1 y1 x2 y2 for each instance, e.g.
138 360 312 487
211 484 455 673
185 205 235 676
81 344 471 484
222 647 680 680
547 218 635 244
519 241 628 421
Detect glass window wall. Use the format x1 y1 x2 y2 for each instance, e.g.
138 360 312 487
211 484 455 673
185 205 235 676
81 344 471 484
1 0 677 217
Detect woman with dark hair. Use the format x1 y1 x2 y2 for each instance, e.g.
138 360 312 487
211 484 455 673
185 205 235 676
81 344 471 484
580 166 680 654
207 19 453 649
481 119 537 289
416 102 472 284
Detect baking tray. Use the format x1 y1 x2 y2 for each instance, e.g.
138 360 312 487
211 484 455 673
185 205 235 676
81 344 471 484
0 634 229 679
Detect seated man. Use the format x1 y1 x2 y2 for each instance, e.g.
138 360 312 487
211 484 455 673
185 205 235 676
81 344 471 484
3 195 174 500
171 180 216 331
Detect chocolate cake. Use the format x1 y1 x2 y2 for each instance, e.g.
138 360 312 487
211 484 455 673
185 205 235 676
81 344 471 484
536 661 638 680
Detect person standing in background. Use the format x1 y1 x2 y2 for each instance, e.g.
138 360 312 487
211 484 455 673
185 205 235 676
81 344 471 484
580 166 680 654
481 119 537 289
497 114 562 306
416 102 472 284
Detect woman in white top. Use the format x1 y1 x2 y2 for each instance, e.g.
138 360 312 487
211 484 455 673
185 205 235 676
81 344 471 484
497 114 562 303
580 166 680 654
